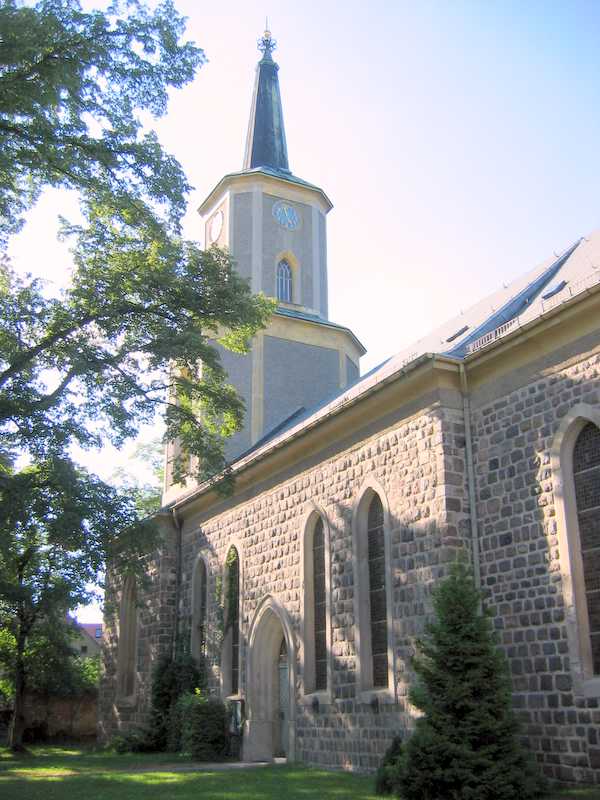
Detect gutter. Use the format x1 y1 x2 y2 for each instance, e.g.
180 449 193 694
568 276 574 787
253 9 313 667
459 364 481 589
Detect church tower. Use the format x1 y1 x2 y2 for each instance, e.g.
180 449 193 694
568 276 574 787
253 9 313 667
164 29 364 501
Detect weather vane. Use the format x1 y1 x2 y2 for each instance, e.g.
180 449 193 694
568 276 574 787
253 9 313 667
258 18 277 57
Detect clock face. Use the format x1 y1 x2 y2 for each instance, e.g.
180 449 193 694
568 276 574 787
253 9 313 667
272 200 300 231
209 210 223 243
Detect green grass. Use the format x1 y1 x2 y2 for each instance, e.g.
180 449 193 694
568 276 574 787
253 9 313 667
0 746 599 800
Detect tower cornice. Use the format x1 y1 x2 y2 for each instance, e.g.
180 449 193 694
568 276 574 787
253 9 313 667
197 168 333 217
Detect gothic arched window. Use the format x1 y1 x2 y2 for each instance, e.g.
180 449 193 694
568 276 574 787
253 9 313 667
191 556 208 667
224 546 240 696
117 576 137 700
367 494 388 689
277 259 292 303
352 483 393 701
302 512 331 697
573 422 600 674
313 518 327 691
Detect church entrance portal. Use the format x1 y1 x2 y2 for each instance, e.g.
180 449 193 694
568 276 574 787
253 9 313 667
244 597 295 762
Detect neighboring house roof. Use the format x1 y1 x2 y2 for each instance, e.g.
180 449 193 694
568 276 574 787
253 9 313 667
79 623 103 641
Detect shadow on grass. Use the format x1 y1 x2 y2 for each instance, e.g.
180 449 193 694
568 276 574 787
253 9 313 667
0 763 380 800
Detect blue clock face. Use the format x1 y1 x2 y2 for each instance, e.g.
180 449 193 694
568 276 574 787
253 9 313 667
272 200 300 231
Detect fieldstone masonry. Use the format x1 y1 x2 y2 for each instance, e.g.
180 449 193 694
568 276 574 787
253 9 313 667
471 345 600 784
101 338 600 783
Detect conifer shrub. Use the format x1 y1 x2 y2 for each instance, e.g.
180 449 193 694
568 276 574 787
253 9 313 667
177 689 228 760
374 734 404 795
395 561 545 800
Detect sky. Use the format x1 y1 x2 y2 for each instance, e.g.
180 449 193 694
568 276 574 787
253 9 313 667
7 1 600 620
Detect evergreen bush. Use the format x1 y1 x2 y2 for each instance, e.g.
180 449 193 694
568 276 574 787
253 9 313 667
396 561 545 800
374 734 404 795
178 690 228 761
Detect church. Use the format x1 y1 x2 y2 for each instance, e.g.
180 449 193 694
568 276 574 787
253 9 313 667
100 28 600 784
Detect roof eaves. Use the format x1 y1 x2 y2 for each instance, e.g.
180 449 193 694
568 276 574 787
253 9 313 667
463 269 600 364
198 169 333 215
168 352 459 512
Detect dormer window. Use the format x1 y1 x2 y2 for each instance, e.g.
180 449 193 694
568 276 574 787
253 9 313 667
277 259 292 303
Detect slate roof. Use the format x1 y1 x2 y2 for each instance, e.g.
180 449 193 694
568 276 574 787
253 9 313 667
243 40 290 174
275 306 367 354
229 230 600 467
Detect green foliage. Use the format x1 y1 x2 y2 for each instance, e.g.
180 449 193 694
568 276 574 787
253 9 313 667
0 0 203 245
396 562 545 800
177 690 228 761
374 735 403 796
0 0 273 750
108 438 164 519
111 727 157 754
0 616 101 700
150 653 202 751
224 547 239 631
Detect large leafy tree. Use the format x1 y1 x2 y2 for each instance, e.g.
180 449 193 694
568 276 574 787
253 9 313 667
0 0 272 750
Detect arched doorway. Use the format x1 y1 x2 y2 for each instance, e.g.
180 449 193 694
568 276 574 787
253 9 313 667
244 596 296 762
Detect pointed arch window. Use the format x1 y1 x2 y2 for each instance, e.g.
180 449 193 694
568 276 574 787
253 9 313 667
191 556 208 668
313 518 327 691
573 422 600 674
302 512 332 698
367 495 388 688
352 485 394 702
277 259 292 303
117 576 137 700
223 546 241 696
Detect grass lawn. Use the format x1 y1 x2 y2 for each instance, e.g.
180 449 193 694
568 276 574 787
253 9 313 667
0 746 599 800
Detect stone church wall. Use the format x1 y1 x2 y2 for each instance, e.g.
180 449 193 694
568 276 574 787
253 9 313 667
470 335 600 783
99 332 600 780
98 524 179 743
175 394 471 771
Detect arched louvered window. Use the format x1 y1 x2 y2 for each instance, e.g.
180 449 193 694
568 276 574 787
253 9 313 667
573 422 600 674
191 557 208 667
313 518 327 691
226 547 240 695
117 576 137 699
367 495 388 689
277 259 292 303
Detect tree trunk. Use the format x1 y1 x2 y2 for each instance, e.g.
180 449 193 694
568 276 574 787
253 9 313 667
8 629 27 752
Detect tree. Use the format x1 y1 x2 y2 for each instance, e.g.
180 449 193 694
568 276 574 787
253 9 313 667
108 437 165 518
394 562 543 800
0 456 158 747
0 0 273 749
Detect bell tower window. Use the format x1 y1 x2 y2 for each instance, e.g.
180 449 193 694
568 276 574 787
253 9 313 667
277 259 292 303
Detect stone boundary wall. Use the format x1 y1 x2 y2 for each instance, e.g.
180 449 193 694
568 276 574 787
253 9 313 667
21 692 97 741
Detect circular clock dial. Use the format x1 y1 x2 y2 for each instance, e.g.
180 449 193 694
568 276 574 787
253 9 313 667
272 200 300 231
209 210 223 243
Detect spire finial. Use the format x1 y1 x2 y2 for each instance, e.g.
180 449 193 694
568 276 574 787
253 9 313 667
258 22 276 59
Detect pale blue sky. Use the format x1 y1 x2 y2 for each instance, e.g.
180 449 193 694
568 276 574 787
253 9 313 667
8 1 600 620
11 0 600 371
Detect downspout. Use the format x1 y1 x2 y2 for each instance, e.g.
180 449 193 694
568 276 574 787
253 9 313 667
459 363 481 589
171 507 184 659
